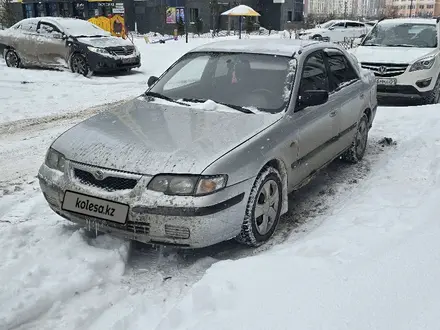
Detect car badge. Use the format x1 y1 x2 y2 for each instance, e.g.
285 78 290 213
94 170 105 180
379 66 387 74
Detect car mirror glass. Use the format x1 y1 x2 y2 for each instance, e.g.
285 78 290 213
147 76 159 87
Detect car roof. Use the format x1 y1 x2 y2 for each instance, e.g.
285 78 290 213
188 39 321 57
21 16 88 26
379 17 437 25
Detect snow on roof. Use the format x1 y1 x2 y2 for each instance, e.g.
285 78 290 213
188 39 319 57
379 17 437 25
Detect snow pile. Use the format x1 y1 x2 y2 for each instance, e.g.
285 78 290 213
155 105 440 330
0 188 130 329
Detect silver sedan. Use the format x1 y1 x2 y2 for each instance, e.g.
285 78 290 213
38 39 377 248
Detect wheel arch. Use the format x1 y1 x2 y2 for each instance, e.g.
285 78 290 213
363 107 372 127
263 158 289 215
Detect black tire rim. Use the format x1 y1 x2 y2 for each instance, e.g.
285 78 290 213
356 119 368 156
6 51 19 68
72 55 86 75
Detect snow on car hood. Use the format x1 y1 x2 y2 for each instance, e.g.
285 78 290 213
77 36 134 48
300 28 322 35
51 97 282 175
351 46 436 64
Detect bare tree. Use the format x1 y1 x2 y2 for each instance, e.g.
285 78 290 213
384 5 398 18
0 0 15 28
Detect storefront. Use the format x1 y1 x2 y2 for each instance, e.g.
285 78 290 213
17 0 124 22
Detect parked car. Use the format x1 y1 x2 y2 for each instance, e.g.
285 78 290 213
298 20 372 43
351 18 440 104
0 17 141 76
38 39 377 249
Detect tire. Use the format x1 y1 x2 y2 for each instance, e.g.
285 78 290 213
312 34 323 40
235 167 283 247
421 75 440 104
341 114 369 163
5 49 21 68
70 53 92 77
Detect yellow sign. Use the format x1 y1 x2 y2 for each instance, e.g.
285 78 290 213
88 15 126 39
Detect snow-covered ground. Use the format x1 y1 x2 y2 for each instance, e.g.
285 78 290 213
1 36 440 330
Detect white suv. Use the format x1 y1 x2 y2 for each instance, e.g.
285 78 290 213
298 20 371 43
351 18 440 104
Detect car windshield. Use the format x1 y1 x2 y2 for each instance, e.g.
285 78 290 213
148 52 296 113
362 22 437 48
61 19 110 37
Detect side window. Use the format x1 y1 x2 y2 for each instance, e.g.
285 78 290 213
326 52 359 91
299 51 329 96
163 55 210 91
332 22 345 29
346 22 363 28
37 22 60 36
20 20 38 33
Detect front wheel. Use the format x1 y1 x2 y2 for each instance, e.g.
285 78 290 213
421 75 440 104
5 49 21 68
235 167 283 247
70 53 92 77
341 114 369 163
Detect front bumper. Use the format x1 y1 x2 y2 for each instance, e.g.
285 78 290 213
38 162 252 248
87 52 141 72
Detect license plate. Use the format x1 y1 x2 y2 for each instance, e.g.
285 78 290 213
376 78 396 86
62 190 129 224
122 57 137 64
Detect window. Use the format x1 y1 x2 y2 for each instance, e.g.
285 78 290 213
37 22 60 36
287 10 292 22
163 55 210 91
325 51 358 91
346 22 364 28
331 22 345 29
299 52 329 97
189 8 199 22
20 19 38 32
24 4 34 18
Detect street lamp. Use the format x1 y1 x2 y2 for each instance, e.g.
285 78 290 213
409 0 414 17
344 0 347 19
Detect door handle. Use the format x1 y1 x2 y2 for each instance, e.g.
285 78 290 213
360 93 365 99
329 110 337 117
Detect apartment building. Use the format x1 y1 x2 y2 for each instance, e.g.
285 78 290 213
391 0 435 17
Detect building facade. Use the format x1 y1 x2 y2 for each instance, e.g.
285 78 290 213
390 0 435 17
125 0 304 34
8 0 125 25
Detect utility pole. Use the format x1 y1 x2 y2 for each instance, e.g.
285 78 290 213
409 0 414 17
184 0 188 43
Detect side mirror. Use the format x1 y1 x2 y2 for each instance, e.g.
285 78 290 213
52 32 63 39
299 90 328 108
147 76 159 87
328 27 334 30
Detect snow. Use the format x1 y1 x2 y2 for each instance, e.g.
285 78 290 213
1 33 440 330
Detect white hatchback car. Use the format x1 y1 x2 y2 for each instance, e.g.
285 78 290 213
298 20 371 43
351 18 440 104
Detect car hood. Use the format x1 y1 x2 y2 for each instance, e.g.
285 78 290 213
351 46 436 64
76 36 134 48
300 28 323 35
52 97 282 175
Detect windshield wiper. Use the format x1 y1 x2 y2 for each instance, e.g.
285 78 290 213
74 34 105 38
182 98 254 114
144 91 190 106
363 43 384 46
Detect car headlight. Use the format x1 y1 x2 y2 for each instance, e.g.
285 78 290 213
87 46 108 54
148 175 227 196
410 56 435 72
45 148 66 172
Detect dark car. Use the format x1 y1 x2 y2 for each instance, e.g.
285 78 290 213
0 17 141 76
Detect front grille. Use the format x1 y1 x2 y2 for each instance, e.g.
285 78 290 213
361 62 408 77
165 224 190 239
107 46 135 56
73 168 138 192
71 213 151 235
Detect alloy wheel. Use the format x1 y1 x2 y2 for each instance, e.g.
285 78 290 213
254 179 280 236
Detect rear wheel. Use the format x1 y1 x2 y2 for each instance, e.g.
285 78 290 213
235 167 283 247
70 53 92 77
5 49 21 68
341 114 369 163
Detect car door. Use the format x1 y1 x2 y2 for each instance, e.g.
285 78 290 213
324 48 364 151
328 22 346 42
36 21 69 68
289 50 341 189
14 19 39 64
346 22 368 39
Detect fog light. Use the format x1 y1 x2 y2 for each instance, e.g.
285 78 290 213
416 78 432 88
